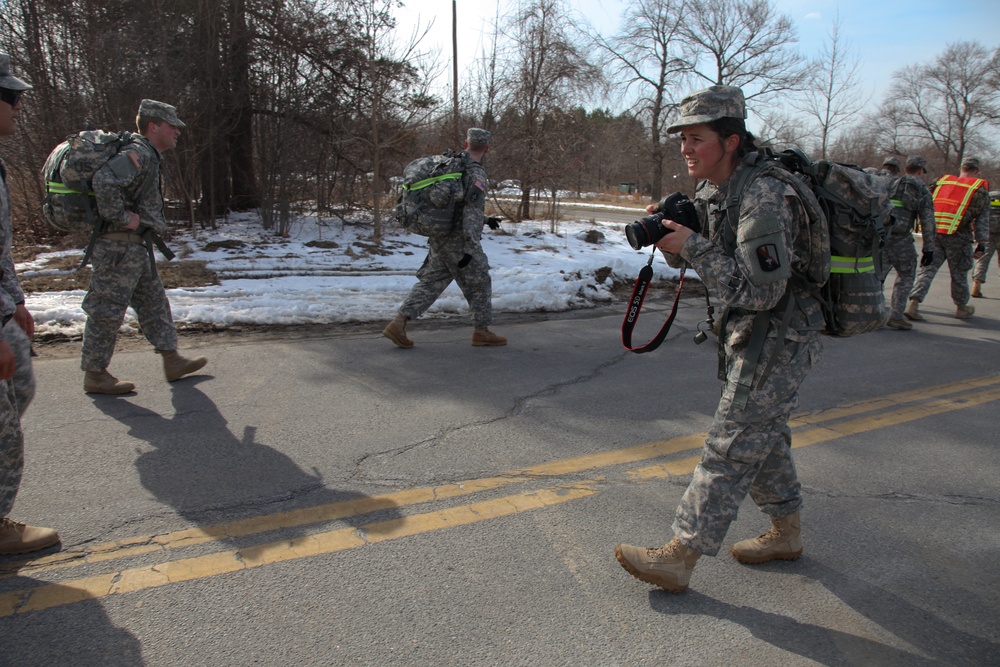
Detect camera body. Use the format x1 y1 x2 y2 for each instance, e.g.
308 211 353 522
625 192 701 250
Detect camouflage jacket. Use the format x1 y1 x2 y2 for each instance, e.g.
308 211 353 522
92 134 166 235
676 163 825 347
887 174 935 253
459 154 488 254
0 159 24 321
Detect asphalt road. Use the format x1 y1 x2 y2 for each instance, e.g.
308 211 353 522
2 264 999 666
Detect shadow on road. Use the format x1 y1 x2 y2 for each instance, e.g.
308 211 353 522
90 376 402 545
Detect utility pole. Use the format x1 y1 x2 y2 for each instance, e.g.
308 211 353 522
452 0 460 148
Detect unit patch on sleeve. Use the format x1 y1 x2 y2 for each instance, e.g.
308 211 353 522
128 152 143 170
755 244 782 272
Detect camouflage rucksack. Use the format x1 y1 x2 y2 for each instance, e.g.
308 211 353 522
394 151 468 237
41 129 135 232
723 147 891 337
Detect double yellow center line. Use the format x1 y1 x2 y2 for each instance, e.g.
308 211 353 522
2 374 998 617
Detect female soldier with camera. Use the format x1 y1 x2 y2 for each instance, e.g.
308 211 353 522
615 85 825 593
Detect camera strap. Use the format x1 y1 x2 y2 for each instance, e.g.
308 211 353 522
621 251 686 354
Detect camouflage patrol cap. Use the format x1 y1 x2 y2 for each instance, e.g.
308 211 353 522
466 128 491 146
0 53 31 91
905 155 926 170
137 99 186 128
961 156 980 170
882 156 901 169
666 85 746 134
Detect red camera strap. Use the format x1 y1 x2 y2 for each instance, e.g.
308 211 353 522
621 259 686 354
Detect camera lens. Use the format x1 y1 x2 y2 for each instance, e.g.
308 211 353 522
625 221 646 250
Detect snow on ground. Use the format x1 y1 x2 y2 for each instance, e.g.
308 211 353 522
19 209 686 338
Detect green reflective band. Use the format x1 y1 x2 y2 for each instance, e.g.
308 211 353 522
991 198 1000 208
891 199 904 208
830 255 876 274
403 172 462 192
45 182 91 196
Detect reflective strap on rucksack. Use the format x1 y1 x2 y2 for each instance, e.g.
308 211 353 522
45 181 91 196
890 199 904 208
403 172 462 192
830 255 876 274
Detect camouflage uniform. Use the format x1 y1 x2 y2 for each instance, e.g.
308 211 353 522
397 152 493 328
0 157 33 517
883 174 935 320
971 190 1000 284
80 133 178 371
909 172 990 307
669 162 823 557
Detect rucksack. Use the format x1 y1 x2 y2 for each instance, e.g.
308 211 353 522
724 147 891 338
41 129 135 232
394 150 468 237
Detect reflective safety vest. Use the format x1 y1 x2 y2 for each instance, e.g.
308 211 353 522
932 175 987 235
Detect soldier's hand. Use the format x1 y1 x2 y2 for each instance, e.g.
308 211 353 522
457 254 472 269
125 211 141 231
485 216 502 230
974 244 986 260
13 303 34 340
920 251 934 267
0 341 15 381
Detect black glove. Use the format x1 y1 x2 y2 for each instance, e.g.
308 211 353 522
457 254 472 269
485 216 502 230
920 251 934 267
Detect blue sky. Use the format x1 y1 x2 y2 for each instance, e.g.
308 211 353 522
398 0 999 105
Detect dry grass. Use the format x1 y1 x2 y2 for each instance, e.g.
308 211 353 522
19 258 219 293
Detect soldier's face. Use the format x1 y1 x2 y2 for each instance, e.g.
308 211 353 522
0 89 23 137
149 120 181 151
679 124 738 185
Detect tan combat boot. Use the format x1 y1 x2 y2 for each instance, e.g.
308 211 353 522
614 536 702 593
732 512 803 564
955 303 975 319
471 328 507 346
162 350 208 381
885 318 913 331
971 280 983 298
903 298 924 321
84 370 135 395
0 517 60 555
382 315 414 349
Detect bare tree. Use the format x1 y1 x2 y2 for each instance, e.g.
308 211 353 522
880 41 1000 168
491 0 601 220
790 13 866 158
677 0 807 102
594 0 687 202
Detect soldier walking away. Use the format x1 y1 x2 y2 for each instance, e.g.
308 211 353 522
881 156 902 178
884 156 936 330
383 128 506 349
905 156 990 321
614 85 823 593
81 99 207 394
971 190 1000 298
0 53 59 554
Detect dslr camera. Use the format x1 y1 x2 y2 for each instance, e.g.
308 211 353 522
624 192 701 250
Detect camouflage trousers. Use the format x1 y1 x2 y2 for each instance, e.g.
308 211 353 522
972 230 1000 284
882 234 918 320
398 236 493 328
672 332 822 557
81 239 178 372
0 320 36 517
909 233 974 306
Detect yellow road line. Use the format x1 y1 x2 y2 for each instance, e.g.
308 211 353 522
3 375 997 614
0 482 598 617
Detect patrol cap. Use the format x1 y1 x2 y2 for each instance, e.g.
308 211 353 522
667 85 746 134
137 99 186 128
961 156 981 170
882 156 901 169
0 53 31 92
905 155 926 170
466 127 490 146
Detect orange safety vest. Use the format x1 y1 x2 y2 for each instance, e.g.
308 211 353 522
932 175 988 235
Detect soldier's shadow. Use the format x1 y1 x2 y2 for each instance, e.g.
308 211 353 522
91 377 401 546
648 559 999 665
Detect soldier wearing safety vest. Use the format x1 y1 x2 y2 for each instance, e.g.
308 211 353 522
905 156 990 320
970 190 1000 298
